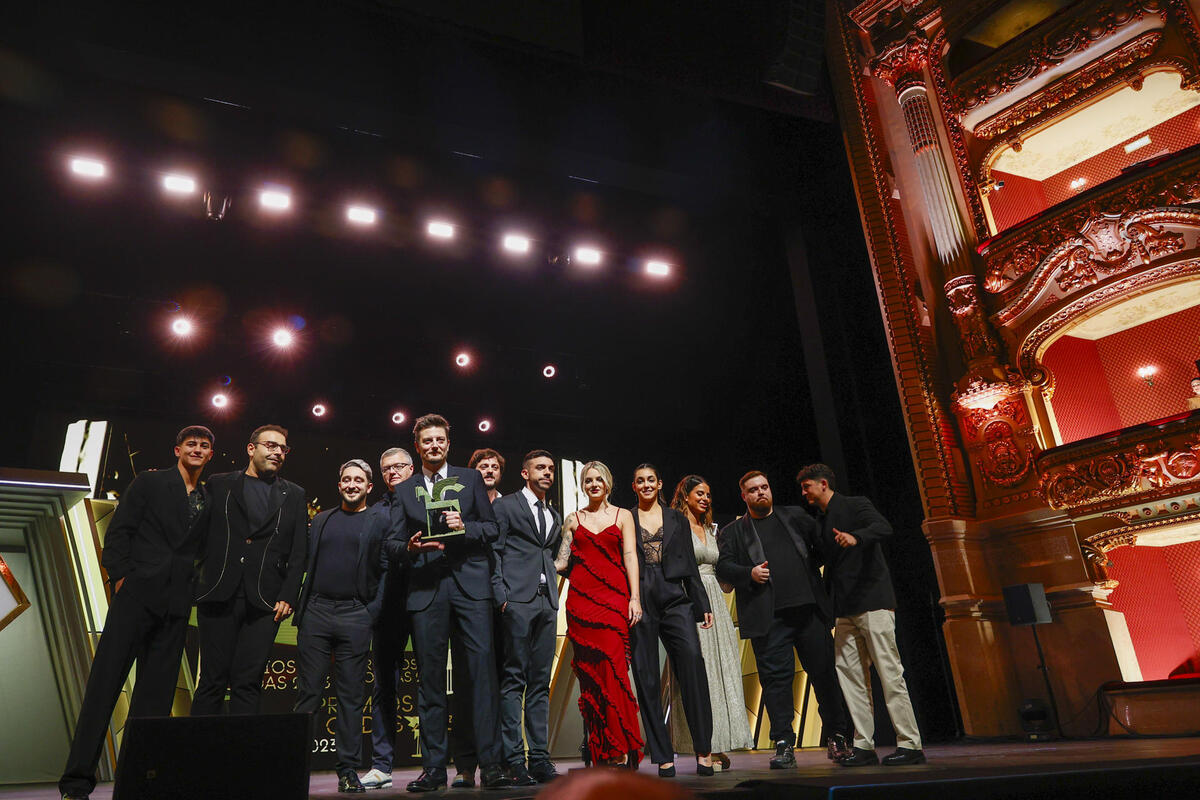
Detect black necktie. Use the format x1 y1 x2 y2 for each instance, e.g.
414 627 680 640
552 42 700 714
535 499 547 540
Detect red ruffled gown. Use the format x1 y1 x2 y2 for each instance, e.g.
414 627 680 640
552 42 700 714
566 520 644 765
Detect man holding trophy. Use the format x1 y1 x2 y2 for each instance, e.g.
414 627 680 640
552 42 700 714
385 414 508 792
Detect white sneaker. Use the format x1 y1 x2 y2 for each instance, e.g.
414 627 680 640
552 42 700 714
360 768 393 789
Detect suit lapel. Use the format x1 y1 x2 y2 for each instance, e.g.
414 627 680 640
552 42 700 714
231 471 248 516
258 480 286 533
741 516 767 566
166 468 190 544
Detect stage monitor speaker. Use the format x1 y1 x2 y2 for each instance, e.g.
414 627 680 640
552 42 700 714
1002 583 1052 626
112 712 310 800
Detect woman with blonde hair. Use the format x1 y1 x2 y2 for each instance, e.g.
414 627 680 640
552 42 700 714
669 474 753 769
555 461 644 767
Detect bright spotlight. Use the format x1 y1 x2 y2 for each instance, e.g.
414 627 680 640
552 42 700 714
311 403 327 417
503 233 531 254
542 364 557 378
455 352 471 368
347 205 377 225
477 419 492 433
645 260 671 277
211 393 229 408
259 188 291 211
391 411 407 425
171 317 194 337
427 220 455 239
574 246 602 265
162 174 197 195
272 328 294 348
69 157 107 179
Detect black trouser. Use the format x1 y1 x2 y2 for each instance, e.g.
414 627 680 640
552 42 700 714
192 588 279 715
750 604 848 746
369 593 410 772
631 564 713 764
410 579 501 771
59 590 187 797
498 583 558 767
295 596 373 773
448 637 477 775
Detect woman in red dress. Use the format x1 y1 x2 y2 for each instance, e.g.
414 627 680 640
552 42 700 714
555 460 644 767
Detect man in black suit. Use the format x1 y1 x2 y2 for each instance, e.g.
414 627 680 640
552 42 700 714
360 447 415 791
797 464 924 767
490 450 562 785
716 470 850 770
385 413 508 792
192 424 308 716
59 426 214 800
294 459 391 794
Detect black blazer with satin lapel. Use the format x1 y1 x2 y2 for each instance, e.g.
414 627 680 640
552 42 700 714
101 465 210 617
195 470 309 611
632 505 712 622
383 465 499 612
490 489 562 610
294 506 389 628
815 493 896 617
716 505 830 639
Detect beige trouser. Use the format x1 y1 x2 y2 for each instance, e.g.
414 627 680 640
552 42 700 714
834 609 922 751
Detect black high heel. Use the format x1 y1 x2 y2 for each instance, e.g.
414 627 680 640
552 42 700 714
658 764 676 778
695 756 714 776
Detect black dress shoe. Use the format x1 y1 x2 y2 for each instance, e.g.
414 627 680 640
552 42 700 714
509 764 538 786
826 732 852 761
480 764 513 790
882 748 926 766
695 758 714 777
657 764 676 778
451 773 474 789
339 771 366 794
768 741 796 770
407 770 448 792
840 748 879 767
529 761 560 783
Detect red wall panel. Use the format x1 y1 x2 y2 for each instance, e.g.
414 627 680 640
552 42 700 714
1164 540 1200 661
1043 335 1122 442
989 170 1048 232
1108 544 1197 680
1096 304 1200 429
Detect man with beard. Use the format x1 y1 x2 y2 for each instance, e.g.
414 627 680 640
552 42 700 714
192 424 308 716
294 460 391 794
468 449 505 503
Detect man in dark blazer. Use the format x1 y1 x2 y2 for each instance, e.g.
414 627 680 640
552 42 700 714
385 413 507 791
294 459 390 794
798 463 924 767
192 424 308 716
490 450 562 785
716 470 850 770
59 426 214 800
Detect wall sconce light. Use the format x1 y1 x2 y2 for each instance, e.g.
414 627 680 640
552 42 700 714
1136 365 1158 387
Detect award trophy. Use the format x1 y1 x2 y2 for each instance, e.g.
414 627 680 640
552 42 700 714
417 476 467 539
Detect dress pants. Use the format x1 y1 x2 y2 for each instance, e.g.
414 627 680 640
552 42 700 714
410 578 501 771
631 564 713 764
498 583 558 767
835 610 922 751
448 637 477 775
750 604 848 746
369 589 411 773
191 588 279 715
59 589 187 797
295 596 373 773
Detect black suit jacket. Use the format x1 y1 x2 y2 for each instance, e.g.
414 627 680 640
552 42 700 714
101 465 210 618
814 493 896 617
715 505 831 639
383 465 499 612
632 505 711 622
294 506 389 628
490 489 562 610
195 470 308 611
371 490 409 627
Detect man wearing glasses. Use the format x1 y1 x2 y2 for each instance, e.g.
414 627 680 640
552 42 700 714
192 424 309 716
360 448 415 790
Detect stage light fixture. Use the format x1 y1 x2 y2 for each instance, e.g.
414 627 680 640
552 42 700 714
312 403 327 417
391 411 407 425
171 317 194 337
162 174 197 195
211 393 229 408
503 233 531 254
272 328 294 348
542 364 556 378
347 205 377 225
455 352 471 368
69 157 107 179
477 419 492 433
645 260 671 277
574 246 602 265
259 188 291 211
427 220 455 239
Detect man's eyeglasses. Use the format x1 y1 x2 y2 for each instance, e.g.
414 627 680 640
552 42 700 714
382 463 413 474
252 441 291 455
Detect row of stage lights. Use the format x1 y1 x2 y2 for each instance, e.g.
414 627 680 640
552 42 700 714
67 155 674 278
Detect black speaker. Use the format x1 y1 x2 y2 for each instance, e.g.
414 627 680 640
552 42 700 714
112 713 310 800
1002 583 1052 626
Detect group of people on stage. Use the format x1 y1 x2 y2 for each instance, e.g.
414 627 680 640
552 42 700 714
59 413 926 800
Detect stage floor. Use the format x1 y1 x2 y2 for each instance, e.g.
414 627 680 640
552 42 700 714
6 737 1200 799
